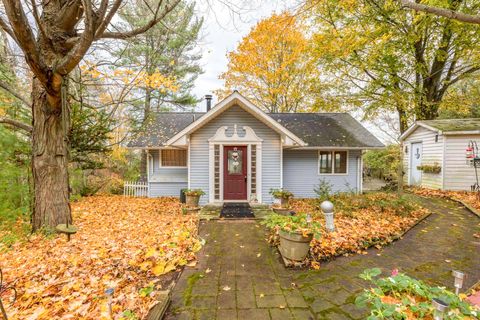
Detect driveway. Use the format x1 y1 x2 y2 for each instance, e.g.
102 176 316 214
165 197 480 319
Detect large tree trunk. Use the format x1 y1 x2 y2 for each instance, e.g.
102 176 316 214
31 77 72 231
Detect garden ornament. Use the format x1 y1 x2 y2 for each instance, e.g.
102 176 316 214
320 200 335 232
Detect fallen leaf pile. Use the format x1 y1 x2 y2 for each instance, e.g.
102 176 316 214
410 187 480 211
0 196 201 320
288 193 429 262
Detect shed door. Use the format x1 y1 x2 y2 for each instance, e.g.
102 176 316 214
410 142 423 185
223 146 247 200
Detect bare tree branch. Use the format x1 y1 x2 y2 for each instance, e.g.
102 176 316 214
56 0 96 76
0 16 18 43
0 116 32 133
399 0 480 24
2 0 48 84
30 0 48 42
95 0 123 38
100 0 180 39
0 79 31 107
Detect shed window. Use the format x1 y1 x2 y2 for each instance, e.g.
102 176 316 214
319 151 348 174
160 149 187 167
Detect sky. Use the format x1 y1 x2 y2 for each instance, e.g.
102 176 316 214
191 1 295 110
189 1 394 143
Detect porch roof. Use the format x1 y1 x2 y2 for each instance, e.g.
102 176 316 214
127 112 383 149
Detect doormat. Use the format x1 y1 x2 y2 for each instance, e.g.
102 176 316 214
220 203 255 218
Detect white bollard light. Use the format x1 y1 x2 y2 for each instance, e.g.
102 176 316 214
452 270 465 295
320 200 335 232
432 298 449 320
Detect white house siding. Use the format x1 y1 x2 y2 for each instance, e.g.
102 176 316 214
189 105 281 204
283 149 361 198
148 150 188 197
444 134 480 191
403 126 443 189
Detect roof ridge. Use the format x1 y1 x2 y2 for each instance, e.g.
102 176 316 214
420 118 480 121
268 112 347 114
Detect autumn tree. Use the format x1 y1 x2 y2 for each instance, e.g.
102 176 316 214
0 0 181 231
308 0 480 133
219 12 335 113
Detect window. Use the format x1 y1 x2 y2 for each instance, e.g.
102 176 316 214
160 149 187 167
319 151 348 174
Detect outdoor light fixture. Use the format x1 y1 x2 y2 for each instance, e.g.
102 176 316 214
306 213 312 224
320 201 335 232
405 145 408 154
432 298 449 320
105 288 114 318
452 270 465 295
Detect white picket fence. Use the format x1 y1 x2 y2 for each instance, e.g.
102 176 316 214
123 181 149 197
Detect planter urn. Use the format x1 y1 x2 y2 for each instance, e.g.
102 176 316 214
279 196 290 208
278 229 313 261
186 194 200 207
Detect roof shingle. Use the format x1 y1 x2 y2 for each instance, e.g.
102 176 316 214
127 111 383 148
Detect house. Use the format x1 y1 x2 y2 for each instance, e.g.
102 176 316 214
399 118 480 191
127 91 384 205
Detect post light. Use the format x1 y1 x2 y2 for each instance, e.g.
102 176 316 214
105 288 114 318
452 270 465 295
432 298 449 320
320 201 335 232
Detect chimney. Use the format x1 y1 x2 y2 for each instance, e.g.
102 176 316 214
205 94 213 111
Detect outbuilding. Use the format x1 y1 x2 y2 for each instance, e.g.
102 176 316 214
399 119 480 191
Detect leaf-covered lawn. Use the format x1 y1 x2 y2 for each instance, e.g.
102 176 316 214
288 193 429 263
0 196 201 320
410 187 480 211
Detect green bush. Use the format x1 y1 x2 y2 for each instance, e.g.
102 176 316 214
356 268 478 319
363 145 400 181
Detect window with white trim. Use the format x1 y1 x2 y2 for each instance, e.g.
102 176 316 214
160 149 187 167
319 151 347 174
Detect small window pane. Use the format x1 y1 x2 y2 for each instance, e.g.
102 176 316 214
228 149 242 174
319 151 332 174
334 151 347 173
161 149 187 167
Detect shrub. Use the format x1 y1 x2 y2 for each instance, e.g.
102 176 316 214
363 145 400 181
261 213 322 238
356 268 479 319
269 188 293 199
184 189 205 197
314 178 333 202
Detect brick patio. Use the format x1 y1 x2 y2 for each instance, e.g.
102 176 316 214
165 197 480 319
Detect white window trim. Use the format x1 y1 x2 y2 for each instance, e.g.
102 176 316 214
318 150 349 176
158 149 188 169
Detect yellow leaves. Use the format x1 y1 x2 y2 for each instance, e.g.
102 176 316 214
0 196 201 319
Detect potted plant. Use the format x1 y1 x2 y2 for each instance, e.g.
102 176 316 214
184 189 205 207
262 213 321 262
270 188 294 214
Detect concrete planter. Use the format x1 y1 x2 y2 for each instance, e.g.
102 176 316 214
278 229 313 261
279 197 290 208
272 208 295 216
186 195 200 207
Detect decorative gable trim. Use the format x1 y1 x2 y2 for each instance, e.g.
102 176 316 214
165 91 306 147
208 124 263 143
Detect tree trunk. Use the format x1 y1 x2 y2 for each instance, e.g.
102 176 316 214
31 77 72 231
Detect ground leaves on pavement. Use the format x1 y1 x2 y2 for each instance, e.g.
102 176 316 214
289 193 429 262
411 187 480 211
0 196 201 320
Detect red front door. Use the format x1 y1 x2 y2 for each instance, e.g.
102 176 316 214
223 146 247 200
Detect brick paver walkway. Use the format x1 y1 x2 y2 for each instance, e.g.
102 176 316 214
165 197 480 319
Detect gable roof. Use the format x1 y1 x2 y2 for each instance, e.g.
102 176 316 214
399 118 480 141
165 91 306 147
127 111 384 149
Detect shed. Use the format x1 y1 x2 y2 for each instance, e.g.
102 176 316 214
399 118 480 191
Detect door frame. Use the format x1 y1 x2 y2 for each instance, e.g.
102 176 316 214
223 145 248 201
208 125 263 203
409 141 423 186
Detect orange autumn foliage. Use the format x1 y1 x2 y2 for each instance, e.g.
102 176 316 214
289 193 429 261
0 196 201 320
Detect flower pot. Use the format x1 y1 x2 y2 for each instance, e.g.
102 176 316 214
279 197 290 208
272 207 295 216
186 194 200 207
278 229 313 261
